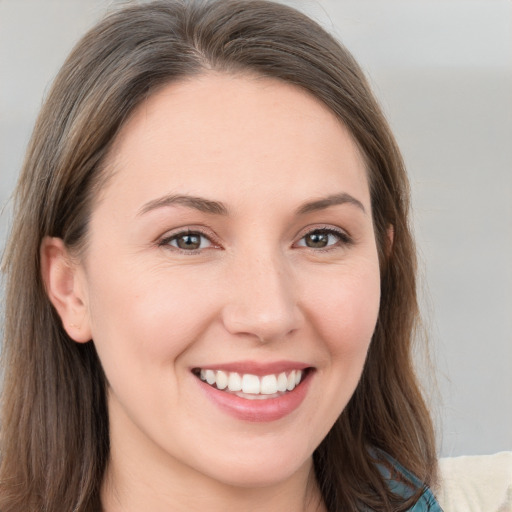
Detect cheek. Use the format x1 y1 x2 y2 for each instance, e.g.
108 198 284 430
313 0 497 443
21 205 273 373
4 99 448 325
295 260 381 444
304 261 381 360
84 261 219 371
83 264 223 436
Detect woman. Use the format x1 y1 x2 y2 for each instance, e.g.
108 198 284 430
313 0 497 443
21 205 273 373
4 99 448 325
0 0 441 510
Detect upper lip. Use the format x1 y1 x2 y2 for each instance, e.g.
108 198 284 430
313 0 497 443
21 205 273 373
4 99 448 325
191 360 311 376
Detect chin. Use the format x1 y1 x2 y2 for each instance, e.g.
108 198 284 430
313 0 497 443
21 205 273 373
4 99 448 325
194 443 314 489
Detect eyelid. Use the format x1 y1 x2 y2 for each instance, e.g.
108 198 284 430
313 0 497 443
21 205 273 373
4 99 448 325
293 225 353 249
156 224 352 253
157 226 222 252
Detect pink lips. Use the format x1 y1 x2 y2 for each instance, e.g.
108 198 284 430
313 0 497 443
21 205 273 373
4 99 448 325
194 361 313 422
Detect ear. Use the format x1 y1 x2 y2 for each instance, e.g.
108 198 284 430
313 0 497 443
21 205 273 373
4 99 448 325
40 236 92 343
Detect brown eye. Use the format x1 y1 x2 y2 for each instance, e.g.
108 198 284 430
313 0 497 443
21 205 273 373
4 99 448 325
164 231 212 251
304 231 330 248
296 229 349 249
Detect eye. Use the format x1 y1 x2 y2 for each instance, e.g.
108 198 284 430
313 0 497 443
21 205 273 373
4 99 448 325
160 231 213 251
295 228 350 249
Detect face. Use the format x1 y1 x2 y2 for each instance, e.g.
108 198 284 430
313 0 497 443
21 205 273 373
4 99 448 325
69 74 381 490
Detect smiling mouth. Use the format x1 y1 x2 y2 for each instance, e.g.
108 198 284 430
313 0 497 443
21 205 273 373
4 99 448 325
192 368 310 400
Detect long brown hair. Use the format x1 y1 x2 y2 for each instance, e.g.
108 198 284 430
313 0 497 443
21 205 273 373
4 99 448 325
0 1 437 510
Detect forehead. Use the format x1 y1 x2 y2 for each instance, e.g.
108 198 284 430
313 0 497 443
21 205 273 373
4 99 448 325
99 72 370 213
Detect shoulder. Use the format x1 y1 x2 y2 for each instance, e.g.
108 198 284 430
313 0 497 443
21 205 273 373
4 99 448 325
375 450 443 511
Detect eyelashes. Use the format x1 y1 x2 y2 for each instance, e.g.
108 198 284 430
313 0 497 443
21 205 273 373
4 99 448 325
294 227 352 250
158 226 353 254
158 229 217 252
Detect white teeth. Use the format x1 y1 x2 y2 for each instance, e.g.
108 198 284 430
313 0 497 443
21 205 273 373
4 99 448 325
260 374 278 395
242 374 260 394
277 372 288 392
205 369 216 385
286 370 296 391
228 372 242 392
198 368 306 396
216 370 228 390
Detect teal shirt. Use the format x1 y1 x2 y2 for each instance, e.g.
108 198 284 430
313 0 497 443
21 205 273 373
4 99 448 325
378 451 443 511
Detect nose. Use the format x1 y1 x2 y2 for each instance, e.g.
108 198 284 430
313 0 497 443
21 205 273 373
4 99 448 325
221 251 303 343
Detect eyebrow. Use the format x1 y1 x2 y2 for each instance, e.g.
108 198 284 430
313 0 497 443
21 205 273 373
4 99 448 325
138 194 229 216
138 191 365 217
295 193 366 215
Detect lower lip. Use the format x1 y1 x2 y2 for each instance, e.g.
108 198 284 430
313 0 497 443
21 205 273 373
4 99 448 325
196 371 312 422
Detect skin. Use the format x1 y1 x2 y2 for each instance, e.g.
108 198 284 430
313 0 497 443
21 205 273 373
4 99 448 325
42 73 382 512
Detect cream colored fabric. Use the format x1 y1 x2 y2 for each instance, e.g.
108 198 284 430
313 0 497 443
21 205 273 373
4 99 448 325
436 452 512 512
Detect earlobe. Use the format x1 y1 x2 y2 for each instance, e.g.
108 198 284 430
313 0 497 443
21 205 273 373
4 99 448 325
40 236 92 343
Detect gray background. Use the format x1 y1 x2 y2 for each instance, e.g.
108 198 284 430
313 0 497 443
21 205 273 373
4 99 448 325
1 0 511 457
